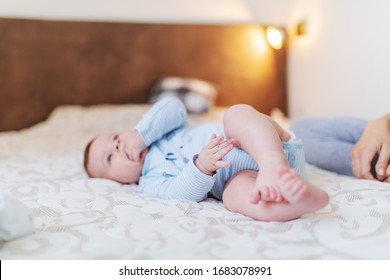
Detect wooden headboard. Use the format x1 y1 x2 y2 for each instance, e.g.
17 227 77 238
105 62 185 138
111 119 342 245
0 18 287 131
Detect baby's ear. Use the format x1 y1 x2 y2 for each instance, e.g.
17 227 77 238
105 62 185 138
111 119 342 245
83 139 95 177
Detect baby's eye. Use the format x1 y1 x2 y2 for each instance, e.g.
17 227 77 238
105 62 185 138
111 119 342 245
107 154 113 163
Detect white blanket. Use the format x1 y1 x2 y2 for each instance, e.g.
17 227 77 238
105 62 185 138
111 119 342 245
1 104 389 259
0 191 34 241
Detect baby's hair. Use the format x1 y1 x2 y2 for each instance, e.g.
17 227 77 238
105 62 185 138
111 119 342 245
83 138 94 177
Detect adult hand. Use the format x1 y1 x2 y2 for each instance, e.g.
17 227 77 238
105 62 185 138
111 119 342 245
351 113 390 181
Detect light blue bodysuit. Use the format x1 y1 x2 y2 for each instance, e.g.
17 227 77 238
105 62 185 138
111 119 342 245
135 97 307 202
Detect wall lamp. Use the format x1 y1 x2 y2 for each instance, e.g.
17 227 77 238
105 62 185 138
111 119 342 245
266 26 284 50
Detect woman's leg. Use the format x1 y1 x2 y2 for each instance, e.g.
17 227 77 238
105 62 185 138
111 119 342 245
222 170 329 222
290 117 367 176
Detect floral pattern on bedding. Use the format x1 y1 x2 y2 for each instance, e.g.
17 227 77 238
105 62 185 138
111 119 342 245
0 104 389 259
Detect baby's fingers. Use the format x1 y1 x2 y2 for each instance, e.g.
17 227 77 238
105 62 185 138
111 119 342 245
215 143 234 159
212 138 233 151
206 134 222 148
215 160 232 169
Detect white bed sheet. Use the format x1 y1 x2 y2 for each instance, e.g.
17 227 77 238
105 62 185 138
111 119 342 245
1 104 390 259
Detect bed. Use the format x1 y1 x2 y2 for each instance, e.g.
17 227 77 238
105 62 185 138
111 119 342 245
1 18 390 260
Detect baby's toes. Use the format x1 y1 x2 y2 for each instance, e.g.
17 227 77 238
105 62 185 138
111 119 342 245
280 171 294 186
289 178 306 197
275 190 284 202
259 186 271 201
249 189 261 204
267 187 279 201
271 188 284 202
261 186 282 202
280 176 294 193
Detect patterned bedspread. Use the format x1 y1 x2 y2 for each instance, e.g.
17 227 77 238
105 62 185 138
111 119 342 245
1 104 389 259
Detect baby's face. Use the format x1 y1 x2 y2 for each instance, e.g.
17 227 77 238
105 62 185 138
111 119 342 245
87 132 148 184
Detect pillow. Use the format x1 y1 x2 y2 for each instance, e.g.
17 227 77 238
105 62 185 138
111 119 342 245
0 191 35 241
149 77 218 114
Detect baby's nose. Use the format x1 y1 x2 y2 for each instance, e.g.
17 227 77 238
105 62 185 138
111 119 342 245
114 139 120 151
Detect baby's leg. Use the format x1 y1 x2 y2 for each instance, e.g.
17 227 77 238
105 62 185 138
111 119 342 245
254 151 287 203
222 170 329 222
223 104 291 203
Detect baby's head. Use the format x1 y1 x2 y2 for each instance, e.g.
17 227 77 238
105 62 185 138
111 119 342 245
84 131 147 184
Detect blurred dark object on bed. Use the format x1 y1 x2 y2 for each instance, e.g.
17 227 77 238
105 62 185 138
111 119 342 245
0 18 287 131
149 77 217 114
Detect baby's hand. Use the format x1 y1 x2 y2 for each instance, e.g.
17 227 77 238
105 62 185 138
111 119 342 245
123 129 147 161
194 134 234 176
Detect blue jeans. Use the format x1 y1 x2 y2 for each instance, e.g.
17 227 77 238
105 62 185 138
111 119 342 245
290 117 367 176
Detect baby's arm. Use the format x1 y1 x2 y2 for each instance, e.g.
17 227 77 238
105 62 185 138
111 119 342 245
135 97 188 146
125 97 187 161
138 135 234 202
138 160 217 202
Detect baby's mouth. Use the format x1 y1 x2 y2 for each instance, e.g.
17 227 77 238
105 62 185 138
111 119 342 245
138 148 149 162
123 142 131 161
141 148 148 158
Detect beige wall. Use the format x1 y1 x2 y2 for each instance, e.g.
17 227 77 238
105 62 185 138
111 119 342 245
285 0 390 120
0 0 267 23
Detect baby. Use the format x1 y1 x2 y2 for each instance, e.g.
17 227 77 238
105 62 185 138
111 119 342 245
84 97 329 221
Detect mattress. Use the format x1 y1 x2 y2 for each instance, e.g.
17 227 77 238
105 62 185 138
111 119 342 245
1 104 390 259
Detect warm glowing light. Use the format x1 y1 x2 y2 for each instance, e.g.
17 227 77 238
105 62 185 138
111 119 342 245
266 26 284 49
247 27 268 56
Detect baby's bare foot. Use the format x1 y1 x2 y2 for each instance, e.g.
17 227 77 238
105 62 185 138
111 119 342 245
251 157 287 203
278 167 329 211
